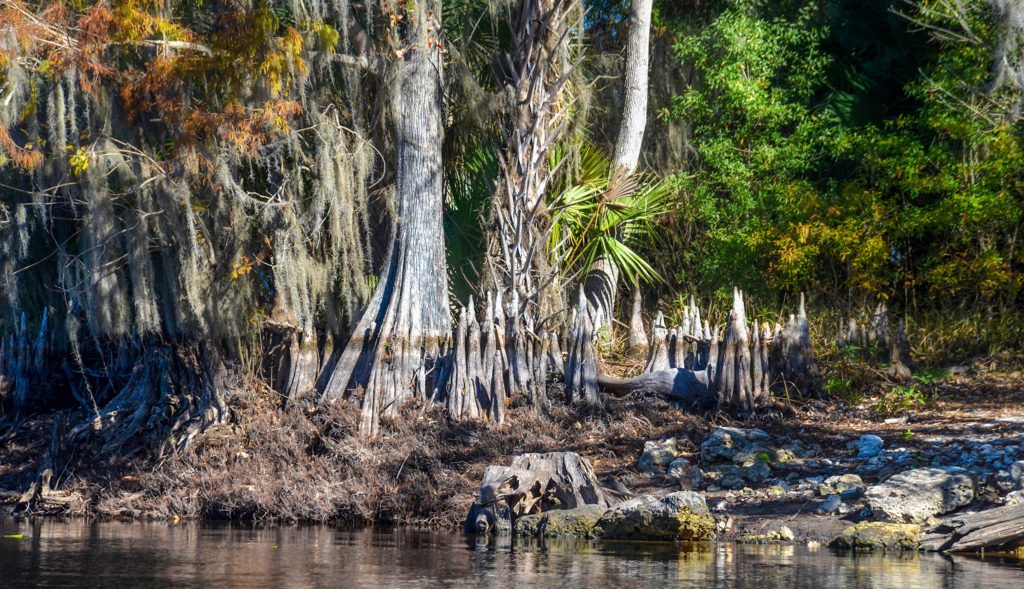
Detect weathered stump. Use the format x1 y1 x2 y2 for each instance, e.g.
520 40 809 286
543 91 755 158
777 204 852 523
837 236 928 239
565 290 601 408
771 293 823 397
627 286 648 353
885 319 918 381
465 451 613 534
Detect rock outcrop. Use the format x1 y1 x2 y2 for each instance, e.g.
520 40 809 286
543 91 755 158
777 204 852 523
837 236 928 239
864 467 975 523
830 522 921 551
513 504 607 538
593 491 715 541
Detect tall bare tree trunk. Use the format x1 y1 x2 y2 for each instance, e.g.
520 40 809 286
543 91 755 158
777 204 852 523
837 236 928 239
585 0 652 333
320 1 450 436
486 0 578 401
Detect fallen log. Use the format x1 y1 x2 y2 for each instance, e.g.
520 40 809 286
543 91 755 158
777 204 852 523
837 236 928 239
596 369 710 405
919 503 1024 552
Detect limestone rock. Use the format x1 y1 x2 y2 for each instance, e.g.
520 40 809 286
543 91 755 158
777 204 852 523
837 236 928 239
830 522 921 551
513 504 607 538
667 457 691 479
594 491 715 541
857 435 884 460
819 473 865 496
1010 460 1024 489
701 427 776 466
639 437 682 474
1006 489 1024 505
865 467 975 523
745 461 771 483
817 494 842 514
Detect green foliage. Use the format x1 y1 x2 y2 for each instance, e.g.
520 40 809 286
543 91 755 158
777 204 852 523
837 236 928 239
872 384 930 414
445 143 498 303
662 0 837 294
547 142 675 285
826 377 862 406
654 0 1023 310
912 367 947 386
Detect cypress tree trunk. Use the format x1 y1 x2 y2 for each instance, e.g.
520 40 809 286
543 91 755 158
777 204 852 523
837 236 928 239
584 0 652 333
320 1 451 437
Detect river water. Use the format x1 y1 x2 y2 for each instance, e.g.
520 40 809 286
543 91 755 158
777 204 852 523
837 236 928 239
1 518 1022 588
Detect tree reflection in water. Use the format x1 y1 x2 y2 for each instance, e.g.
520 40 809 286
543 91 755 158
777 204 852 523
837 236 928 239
1 518 1022 588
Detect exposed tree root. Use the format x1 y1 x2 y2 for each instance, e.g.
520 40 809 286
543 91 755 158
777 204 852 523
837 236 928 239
71 342 233 456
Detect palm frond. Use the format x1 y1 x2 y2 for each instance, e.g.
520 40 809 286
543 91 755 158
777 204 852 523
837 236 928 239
545 141 676 286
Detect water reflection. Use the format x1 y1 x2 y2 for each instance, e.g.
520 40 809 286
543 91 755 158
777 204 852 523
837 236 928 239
0 518 1021 588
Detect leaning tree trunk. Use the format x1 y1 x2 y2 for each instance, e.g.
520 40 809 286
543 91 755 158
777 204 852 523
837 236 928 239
584 0 653 333
319 2 451 437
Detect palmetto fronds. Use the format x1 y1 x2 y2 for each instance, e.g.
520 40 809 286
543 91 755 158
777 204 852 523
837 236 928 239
547 142 673 285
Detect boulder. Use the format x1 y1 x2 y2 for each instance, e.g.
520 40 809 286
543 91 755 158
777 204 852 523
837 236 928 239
818 473 865 496
512 504 607 538
857 435 884 459
817 494 842 514
1010 460 1024 489
701 427 777 466
745 461 771 483
639 437 682 473
667 457 691 479
865 467 975 523
594 491 715 541
830 522 921 551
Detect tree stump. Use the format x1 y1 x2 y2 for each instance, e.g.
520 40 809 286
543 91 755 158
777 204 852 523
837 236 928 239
565 290 601 408
771 293 823 397
627 286 648 353
885 318 918 381
465 451 613 534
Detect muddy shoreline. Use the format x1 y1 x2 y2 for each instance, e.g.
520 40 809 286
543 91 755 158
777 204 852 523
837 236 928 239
2 373 1023 552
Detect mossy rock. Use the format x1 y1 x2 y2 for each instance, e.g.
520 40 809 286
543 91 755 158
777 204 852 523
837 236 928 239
513 504 607 538
593 491 715 541
829 522 921 551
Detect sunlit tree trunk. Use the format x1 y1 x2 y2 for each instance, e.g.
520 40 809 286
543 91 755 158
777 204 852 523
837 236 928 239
584 0 652 334
320 0 451 436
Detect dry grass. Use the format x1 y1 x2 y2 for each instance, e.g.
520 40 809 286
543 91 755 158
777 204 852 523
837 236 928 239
1 381 716 527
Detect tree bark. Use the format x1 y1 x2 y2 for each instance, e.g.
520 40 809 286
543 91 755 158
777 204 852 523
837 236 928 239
565 289 601 407
320 1 451 437
584 0 653 333
643 311 670 372
919 502 1024 552
627 285 649 352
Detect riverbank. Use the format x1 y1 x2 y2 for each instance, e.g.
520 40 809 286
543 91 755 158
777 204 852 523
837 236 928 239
2 370 1023 551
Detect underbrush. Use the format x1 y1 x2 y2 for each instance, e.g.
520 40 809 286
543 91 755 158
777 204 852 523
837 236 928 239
25 382 711 526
